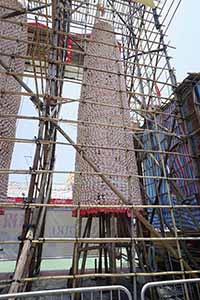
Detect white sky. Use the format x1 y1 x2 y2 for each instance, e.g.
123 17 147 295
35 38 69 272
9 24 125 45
168 0 200 81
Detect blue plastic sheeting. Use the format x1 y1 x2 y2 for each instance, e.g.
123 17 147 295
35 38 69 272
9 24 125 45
195 83 200 100
142 100 200 231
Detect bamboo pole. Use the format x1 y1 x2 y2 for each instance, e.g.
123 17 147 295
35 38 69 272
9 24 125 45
0 136 196 159
1 202 200 209
0 3 168 40
51 123 194 274
0 49 171 82
9 270 200 283
8 228 34 294
3 236 200 245
0 0 196 288
0 168 199 182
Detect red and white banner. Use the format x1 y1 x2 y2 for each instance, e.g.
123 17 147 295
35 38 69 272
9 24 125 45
0 197 98 261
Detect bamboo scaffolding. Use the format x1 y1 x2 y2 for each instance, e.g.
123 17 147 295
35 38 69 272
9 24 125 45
3 236 200 245
0 53 175 90
0 0 165 30
0 1 198 298
1 203 200 209
0 113 188 139
0 136 196 160
0 25 174 58
3 270 200 282
0 83 175 106
0 168 199 181
0 56 175 85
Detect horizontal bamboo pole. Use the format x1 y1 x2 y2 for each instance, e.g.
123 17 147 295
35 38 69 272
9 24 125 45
1 237 200 245
9 0 169 78
0 202 200 209
1 51 170 74
0 81 175 107
0 53 176 104
3 0 162 12
0 53 175 90
0 168 198 182
0 113 186 140
0 27 171 62
3 272 199 285
1 5 173 82
0 80 173 105
1 24 172 71
0 136 195 159
17 270 200 282
26 54 171 73
0 51 174 84
0 2 167 40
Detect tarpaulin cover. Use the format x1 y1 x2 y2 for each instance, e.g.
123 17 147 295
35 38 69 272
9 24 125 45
143 100 200 230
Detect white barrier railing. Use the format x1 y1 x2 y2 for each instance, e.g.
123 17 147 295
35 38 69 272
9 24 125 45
141 278 200 300
0 285 132 300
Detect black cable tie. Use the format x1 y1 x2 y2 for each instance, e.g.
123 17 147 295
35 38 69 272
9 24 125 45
23 194 29 207
23 201 29 210
27 224 34 231
39 238 45 243
12 279 21 283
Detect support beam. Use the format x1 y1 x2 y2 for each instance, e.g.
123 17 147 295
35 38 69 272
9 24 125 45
0 49 194 277
8 228 33 294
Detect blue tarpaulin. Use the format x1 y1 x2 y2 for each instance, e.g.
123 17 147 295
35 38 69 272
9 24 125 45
142 100 200 230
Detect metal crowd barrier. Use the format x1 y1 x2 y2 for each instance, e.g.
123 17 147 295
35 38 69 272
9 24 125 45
0 285 132 300
141 278 200 300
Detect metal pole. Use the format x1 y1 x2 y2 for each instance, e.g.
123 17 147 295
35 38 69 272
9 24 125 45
0 286 132 300
141 278 200 300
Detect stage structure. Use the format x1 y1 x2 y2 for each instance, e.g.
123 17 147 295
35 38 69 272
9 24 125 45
0 1 200 300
